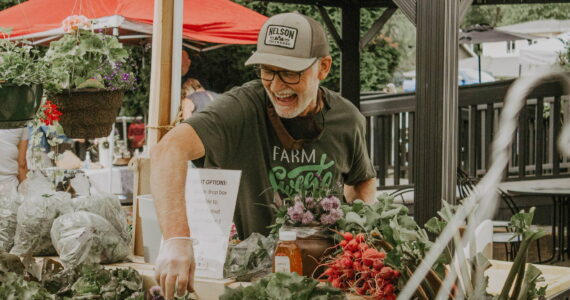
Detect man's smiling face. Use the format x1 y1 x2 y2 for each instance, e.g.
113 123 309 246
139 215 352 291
261 57 331 118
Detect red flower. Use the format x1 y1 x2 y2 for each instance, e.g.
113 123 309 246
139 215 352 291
39 100 63 126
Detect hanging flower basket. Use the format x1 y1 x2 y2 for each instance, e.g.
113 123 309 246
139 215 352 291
50 89 123 139
0 84 43 129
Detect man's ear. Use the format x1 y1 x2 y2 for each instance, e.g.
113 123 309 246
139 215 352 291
317 56 333 80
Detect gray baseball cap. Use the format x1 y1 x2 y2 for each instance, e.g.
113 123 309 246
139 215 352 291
245 12 330 72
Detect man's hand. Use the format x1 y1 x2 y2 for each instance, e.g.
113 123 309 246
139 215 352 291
151 124 205 299
344 177 377 203
155 238 196 299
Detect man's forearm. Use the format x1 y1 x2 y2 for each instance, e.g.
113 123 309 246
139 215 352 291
150 124 206 239
151 143 191 239
344 177 377 203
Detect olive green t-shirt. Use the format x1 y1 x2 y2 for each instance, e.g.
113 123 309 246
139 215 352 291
184 80 375 239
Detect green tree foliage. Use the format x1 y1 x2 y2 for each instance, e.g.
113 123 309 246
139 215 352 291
189 2 401 93
120 45 152 117
0 0 24 11
462 4 570 28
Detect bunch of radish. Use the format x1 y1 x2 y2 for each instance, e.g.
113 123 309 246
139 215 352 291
318 232 400 299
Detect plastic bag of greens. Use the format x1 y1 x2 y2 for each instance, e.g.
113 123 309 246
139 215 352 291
223 233 276 281
0 185 21 252
17 171 53 198
51 211 130 268
73 193 131 245
10 191 72 256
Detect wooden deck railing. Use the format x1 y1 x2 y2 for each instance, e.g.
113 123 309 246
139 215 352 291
360 77 569 190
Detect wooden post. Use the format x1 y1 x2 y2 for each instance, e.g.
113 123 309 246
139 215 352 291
147 0 175 147
413 0 459 227
132 0 177 256
340 5 360 109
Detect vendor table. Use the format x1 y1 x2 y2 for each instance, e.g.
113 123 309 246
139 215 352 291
107 257 570 299
508 186 570 263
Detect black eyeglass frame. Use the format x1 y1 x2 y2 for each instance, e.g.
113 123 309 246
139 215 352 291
255 59 319 85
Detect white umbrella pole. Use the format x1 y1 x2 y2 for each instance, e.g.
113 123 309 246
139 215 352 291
108 123 115 193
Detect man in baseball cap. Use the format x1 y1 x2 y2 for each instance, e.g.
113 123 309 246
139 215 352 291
151 12 376 299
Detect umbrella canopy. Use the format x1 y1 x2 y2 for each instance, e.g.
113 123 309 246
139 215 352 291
459 24 538 44
519 32 570 66
0 0 266 47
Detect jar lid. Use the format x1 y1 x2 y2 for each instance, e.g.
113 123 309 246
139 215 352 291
279 230 296 241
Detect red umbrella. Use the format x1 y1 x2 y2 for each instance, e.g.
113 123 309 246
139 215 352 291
0 0 266 45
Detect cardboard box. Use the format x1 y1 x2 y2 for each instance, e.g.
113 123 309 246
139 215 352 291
137 194 161 264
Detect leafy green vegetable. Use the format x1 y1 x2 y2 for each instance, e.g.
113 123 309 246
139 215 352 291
0 258 144 300
223 233 275 281
0 270 55 300
220 272 346 300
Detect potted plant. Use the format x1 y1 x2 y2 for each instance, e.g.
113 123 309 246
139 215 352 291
43 15 135 138
0 29 48 129
270 180 345 277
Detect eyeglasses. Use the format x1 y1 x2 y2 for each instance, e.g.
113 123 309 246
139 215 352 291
256 59 318 85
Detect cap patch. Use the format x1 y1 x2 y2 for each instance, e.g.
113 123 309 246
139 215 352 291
264 25 298 49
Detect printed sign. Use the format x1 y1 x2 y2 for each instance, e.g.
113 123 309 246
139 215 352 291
265 25 298 49
184 166 241 279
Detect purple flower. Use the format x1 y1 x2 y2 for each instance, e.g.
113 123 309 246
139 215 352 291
304 196 316 209
320 195 341 211
319 208 343 225
121 73 130 81
287 201 305 222
301 211 314 224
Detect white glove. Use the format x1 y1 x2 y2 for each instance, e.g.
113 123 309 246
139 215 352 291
155 238 196 300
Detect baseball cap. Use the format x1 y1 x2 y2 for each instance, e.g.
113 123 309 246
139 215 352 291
245 12 330 72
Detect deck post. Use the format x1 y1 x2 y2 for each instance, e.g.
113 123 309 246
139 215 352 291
413 0 459 226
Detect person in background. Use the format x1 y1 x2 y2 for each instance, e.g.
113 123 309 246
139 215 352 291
0 128 28 190
181 50 191 77
127 117 145 150
180 78 219 119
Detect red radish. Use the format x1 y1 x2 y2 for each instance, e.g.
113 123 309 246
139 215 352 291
332 278 342 288
383 283 395 294
343 232 353 241
342 257 353 268
355 233 365 243
373 260 384 270
380 266 394 280
347 239 358 251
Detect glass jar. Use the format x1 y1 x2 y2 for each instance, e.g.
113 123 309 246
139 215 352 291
273 230 303 275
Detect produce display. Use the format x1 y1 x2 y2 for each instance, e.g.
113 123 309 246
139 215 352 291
4 173 131 267
317 232 399 299
0 175 554 299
